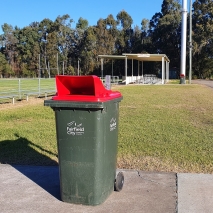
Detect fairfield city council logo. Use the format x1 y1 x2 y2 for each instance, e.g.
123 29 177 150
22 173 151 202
67 121 85 136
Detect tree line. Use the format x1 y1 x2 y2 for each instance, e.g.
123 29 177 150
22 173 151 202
0 0 212 79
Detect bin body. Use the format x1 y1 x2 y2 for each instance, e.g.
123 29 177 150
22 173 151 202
180 74 186 84
44 75 122 205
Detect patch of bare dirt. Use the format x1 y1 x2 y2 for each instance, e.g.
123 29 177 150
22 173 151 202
0 97 50 111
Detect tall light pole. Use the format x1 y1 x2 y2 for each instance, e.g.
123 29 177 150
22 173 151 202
189 0 192 84
101 58 103 79
57 53 59 75
78 59 80 76
38 54 41 78
180 0 188 84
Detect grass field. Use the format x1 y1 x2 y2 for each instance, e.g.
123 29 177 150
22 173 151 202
0 83 213 173
0 78 55 91
0 78 55 102
117 84 213 173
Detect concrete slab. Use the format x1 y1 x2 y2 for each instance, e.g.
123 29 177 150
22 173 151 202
0 165 177 213
178 173 213 213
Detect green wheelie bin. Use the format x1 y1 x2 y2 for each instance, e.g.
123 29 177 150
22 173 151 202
44 75 123 205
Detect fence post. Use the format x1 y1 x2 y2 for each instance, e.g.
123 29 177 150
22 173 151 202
18 79 21 99
38 78 41 97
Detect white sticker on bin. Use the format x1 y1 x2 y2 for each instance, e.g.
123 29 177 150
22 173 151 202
110 118 117 131
67 121 85 136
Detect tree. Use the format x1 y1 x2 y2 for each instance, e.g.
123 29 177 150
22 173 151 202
149 0 181 68
116 10 133 54
54 15 74 74
76 17 88 30
0 23 19 76
38 18 54 76
0 52 13 77
131 19 152 54
78 26 97 74
16 25 40 77
193 0 213 78
95 17 116 56
46 31 58 76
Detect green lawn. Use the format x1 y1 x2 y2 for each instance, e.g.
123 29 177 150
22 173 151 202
0 84 213 173
0 78 55 91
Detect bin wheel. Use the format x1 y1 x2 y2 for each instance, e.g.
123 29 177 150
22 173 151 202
114 172 124 192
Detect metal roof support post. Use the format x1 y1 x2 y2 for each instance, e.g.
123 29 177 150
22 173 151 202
138 60 139 83
165 61 168 83
132 59 133 83
180 0 187 84
132 59 133 76
162 57 165 84
138 60 139 76
142 61 143 77
167 62 170 83
142 61 144 84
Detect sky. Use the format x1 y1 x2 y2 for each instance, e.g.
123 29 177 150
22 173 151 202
0 0 165 34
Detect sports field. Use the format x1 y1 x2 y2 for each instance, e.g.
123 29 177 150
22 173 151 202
0 78 55 102
0 78 55 90
0 83 213 173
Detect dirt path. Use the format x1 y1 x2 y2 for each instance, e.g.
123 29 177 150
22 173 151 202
0 97 47 111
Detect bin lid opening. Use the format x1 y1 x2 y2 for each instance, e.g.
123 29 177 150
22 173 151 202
52 75 122 102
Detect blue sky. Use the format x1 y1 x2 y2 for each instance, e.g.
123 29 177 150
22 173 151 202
0 0 165 34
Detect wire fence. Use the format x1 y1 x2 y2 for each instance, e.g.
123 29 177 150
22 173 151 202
0 78 56 104
0 75 143 104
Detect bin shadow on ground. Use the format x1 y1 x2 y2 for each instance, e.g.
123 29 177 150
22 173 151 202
0 134 61 200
